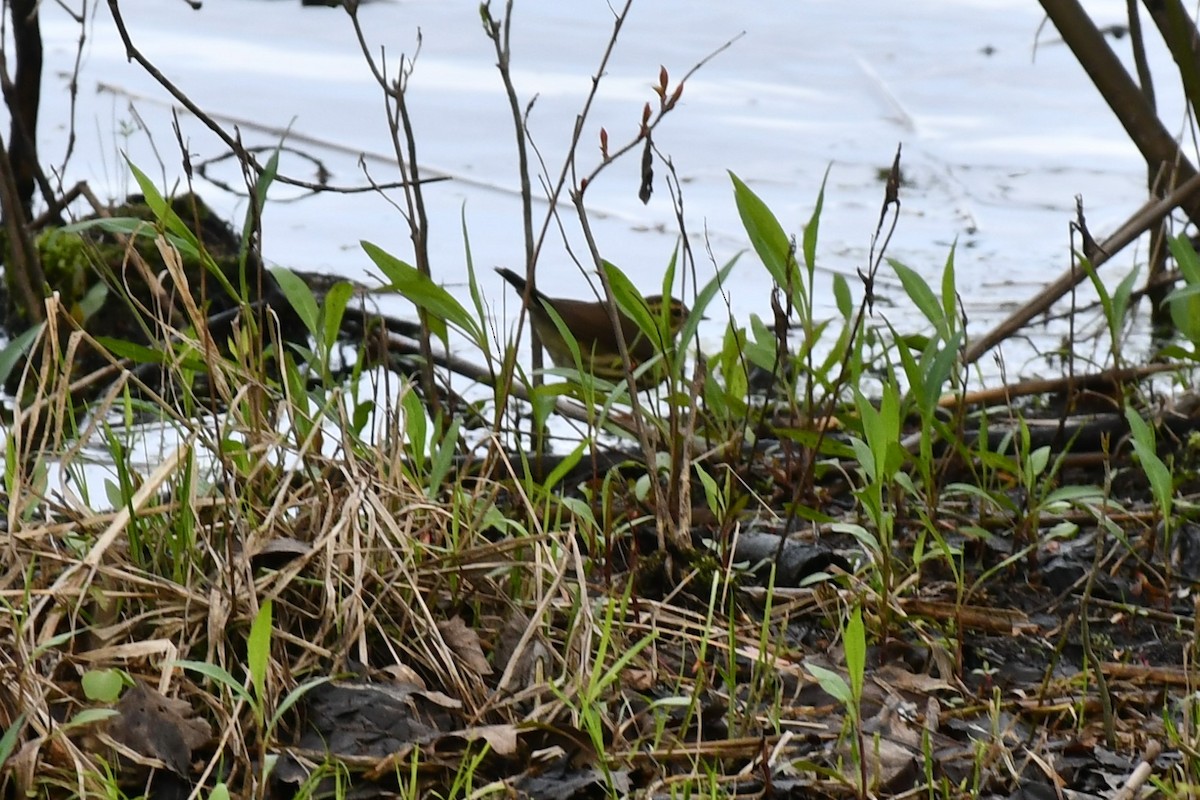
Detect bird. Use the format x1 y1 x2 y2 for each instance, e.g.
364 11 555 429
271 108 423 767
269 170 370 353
496 267 690 388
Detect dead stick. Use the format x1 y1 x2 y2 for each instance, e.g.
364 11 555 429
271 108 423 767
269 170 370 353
940 363 1181 408
1112 740 1161 800
964 171 1200 365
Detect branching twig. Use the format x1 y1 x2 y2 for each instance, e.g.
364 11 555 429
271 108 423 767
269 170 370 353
104 0 438 196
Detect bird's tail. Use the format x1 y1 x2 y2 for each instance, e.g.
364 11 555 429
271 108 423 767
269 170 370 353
495 267 546 303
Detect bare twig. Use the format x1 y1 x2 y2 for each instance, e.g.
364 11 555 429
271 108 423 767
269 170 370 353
482 1 544 400
104 0 439 196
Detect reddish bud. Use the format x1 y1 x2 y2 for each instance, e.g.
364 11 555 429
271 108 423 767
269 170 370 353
600 127 609 158
642 102 652 126
659 65 669 91
667 82 684 110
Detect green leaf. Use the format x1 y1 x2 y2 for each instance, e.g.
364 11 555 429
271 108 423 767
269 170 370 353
322 281 355 353
696 464 722 516
125 159 195 245
64 709 118 729
730 171 793 288
173 660 254 705
890 258 943 333
679 254 739 352
426 416 461 496
363 241 480 344
844 606 865 703
1125 407 1173 517
1026 445 1051 480
60 216 204 263
1170 234 1200 284
96 337 168 365
78 282 109 322
801 167 829 274
1167 238 1200 343
244 148 281 270
603 260 656 340
270 267 320 339
833 273 853 319
402 388 428 470
805 663 852 707
267 676 331 736
1110 264 1139 332
0 322 44 387
247 599 273 706
1042 484 1104 505
0 713 25 767
81 669 127 703
940 242 958 336
849 436 876 483
543 440 587 492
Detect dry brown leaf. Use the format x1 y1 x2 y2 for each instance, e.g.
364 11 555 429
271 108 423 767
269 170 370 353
108 684 211 776
438 616 492 676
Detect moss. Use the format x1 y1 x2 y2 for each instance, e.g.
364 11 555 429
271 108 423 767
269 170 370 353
36 228 91 314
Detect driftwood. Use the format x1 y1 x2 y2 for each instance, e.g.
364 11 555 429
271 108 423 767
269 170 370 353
964 173 1200 365
966 1 1200 364
939 363 1182 409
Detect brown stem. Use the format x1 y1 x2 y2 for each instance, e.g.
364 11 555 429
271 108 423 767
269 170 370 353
1038 0 1200 225
393 81 441 421
483 1 543 396
105 0 433 197
5 0 40 219
0 129 43 325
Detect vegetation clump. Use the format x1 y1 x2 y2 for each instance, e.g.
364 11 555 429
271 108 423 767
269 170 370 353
5 2 1200 799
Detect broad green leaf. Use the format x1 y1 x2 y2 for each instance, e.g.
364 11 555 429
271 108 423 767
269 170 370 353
890 258 942 333
805 663 852 707
64 709 118 729
244 148 281 269
402 386 428 469
844 606 865 702
1170 234 1200 284
270 267 320 338
363 241 479 344
81 668 126 703
268 676 331 735
730 171 793 288
603 260 656 340
125 158 195 245
322 281 355 352
679 254 739 352
696 465 722 516
849 437 876 483
61 217 204 262
1026 445 1051 480
1042 484 1104 504
426 417 462 496
1126 407 1173 517
97 337 208 372
833 273 852 319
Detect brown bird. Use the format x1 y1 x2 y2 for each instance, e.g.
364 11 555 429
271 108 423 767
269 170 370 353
496 267 690 387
